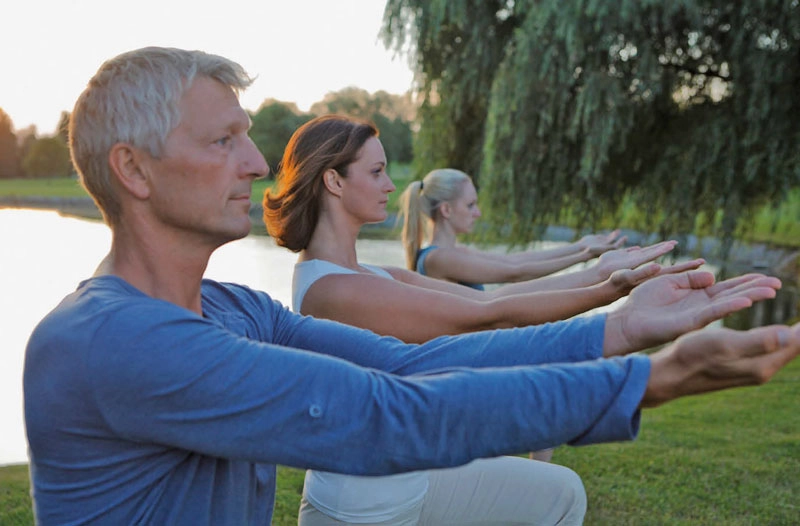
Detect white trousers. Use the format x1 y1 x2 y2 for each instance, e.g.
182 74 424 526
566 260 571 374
297 456 586 526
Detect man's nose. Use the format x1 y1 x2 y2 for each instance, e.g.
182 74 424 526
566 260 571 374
244 138 269 179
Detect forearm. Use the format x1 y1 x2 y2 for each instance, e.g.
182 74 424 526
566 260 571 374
490 264 605 295
281 307 608 371
490 281 622 328
498 250 593 283
505 242 585 263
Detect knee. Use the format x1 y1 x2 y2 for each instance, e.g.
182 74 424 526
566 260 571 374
556 468 587 525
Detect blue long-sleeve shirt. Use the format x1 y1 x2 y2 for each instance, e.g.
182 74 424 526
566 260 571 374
24 275 650 525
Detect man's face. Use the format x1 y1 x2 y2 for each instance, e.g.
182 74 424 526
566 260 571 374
142 76 268 247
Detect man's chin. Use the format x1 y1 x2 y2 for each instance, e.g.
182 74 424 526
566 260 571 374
212 222 251 247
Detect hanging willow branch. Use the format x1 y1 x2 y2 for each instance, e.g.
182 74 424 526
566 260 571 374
383 0 800 258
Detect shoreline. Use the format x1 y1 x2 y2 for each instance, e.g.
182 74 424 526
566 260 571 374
3 196 798 280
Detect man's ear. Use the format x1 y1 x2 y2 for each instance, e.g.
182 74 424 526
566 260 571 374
108 143 151 199
322 168 344 197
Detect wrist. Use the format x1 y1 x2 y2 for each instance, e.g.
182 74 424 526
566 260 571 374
603 308 634 357
640 345 681 408
600 278 625 304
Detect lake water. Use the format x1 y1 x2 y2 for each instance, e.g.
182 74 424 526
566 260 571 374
0 208 409 466
1 208 795 466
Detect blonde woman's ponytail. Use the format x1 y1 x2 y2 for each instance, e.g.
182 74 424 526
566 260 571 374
399 180 426 270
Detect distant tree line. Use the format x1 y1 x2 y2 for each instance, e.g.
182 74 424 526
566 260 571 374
0 109 72 179
252 87 415 175
0 88 416 181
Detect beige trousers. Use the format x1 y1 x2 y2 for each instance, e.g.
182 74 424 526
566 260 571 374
297 456 586 526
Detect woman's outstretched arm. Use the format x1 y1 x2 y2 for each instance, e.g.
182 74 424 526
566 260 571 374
299 269 640 343
423 240 705 297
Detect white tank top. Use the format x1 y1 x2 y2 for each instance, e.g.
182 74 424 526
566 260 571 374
292 259 430 522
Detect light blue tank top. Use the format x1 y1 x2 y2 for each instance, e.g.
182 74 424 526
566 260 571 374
292 259 430 522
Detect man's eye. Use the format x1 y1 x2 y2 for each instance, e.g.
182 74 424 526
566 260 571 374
215 136 231 146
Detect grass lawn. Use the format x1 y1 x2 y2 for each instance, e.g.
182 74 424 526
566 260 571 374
0 177 89 198
3 358 798 525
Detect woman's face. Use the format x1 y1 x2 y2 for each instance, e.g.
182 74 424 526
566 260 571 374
339 136 396 224
446 179 481 234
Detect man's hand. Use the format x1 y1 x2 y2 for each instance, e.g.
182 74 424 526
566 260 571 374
603 271 782 356
641 323 800 407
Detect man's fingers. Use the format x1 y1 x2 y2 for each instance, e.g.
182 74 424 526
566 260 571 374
724 324 800 381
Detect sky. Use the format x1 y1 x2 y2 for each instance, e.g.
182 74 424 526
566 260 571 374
0 0 415 135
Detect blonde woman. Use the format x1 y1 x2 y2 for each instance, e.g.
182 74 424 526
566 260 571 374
400 168 624 290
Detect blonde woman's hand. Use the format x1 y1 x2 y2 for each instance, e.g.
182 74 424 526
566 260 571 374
578 229 627 257
593 240 678 280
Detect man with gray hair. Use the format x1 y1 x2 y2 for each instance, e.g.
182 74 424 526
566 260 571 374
24 46 800 524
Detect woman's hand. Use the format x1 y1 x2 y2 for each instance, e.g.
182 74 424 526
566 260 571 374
593 240 678 280
607 258 707 296
577 229 627 257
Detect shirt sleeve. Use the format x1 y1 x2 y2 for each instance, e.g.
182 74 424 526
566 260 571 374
271 293 606 372
87 295 648 476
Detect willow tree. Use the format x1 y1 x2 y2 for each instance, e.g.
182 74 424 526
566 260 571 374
382 0 800 255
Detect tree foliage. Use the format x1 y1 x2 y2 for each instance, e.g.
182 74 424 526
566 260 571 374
21 136 73 178
0 108 21 179
249 90 416 174
382 0 800 255
56 111 70 145
311 87 416 164
249 100 312 175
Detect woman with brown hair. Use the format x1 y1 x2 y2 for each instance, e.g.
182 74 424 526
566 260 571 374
264 115 702 342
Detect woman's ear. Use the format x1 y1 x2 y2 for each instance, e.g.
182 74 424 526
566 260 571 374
439 201 452 219
323 168 344 197
108 143 151 200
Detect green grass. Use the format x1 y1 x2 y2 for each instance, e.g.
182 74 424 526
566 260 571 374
0 464 34 525
556 356 800 525
0 177 89 198
3 359 798 525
